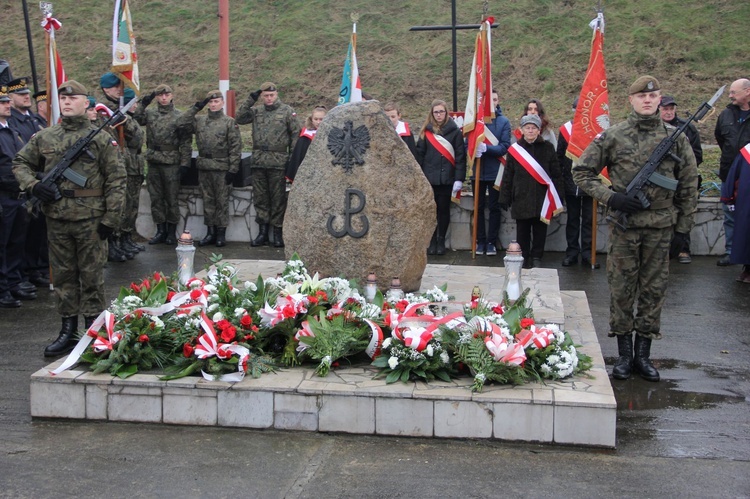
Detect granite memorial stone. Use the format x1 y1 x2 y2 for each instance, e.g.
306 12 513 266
284 101 436 291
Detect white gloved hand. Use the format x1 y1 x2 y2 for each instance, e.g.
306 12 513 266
727 204 736 212
476 142 487 157
452 181 463 197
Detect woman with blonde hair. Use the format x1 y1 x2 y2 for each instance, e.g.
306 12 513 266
286 105 326 183
415 99 466 255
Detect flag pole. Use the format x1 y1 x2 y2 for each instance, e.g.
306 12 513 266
472 158 481 258
591 198 598 269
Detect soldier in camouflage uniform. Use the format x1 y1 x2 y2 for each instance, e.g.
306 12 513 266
236 81 299 248
13 80 126 357
177 90 242 247
573 76 698 382
134 84 192 245
100 72 144 260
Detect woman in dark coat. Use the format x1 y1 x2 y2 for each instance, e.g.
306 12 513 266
416 99 466 255
721 146 750 283
499 114 564 268
286 106 327 183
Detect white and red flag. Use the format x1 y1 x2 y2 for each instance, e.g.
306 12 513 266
112 0 140 93
338 21 362 105
463 16 497 164
41 14 67 124
567 13 609 161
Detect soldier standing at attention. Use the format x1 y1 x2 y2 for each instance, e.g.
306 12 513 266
134 84 192 245
177 90 242 247
13 81 126 356
236 82 299 248
573 76 698 382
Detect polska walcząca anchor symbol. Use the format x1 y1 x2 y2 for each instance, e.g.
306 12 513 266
327 188 369 238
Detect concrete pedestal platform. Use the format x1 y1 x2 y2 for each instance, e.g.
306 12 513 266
29 262 616 447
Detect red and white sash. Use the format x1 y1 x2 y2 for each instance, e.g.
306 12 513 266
299 127 317 139
395 120 412 137
559 120 572 143
425 130 455 166
508 142 564 224
741 143 750 163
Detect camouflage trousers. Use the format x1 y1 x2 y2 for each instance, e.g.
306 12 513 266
47 217 106 317
606 225 672 340
147 163 181 225
119 174 144 233
251 167 287 228
199 170 230 227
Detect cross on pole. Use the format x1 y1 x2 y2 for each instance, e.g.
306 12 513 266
410 0 497 112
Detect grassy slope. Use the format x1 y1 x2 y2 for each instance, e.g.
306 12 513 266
4 0 749 177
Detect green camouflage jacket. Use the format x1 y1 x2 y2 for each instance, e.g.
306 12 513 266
178 107 242 173
236 96 299 168
573 111 698 233
134 102 192 167
13 115 126 227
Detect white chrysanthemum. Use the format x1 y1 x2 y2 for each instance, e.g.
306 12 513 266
244 281 257 291
208 294 219 303
360 303 382 319
234 308 246 318
547 354 560 365
440 351 450 364
382 337 392 349
425 344 434 357
212 312 224 322
388 356 399 369
541 364 552 375
207 303 219 313
150 316 164 330
203 284 217 293
422 286 450 303
189 279 203 288
231 287 240 296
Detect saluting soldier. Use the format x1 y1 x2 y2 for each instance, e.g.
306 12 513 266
236 81 299 248
13 80 126 356
177 90 242 247
573 76 698 383
134 83 192 245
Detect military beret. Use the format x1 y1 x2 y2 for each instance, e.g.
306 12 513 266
154 84 172 95
87 96 97 109
0 86 10 102
33 90 47 102
58 80 89 96
206 90 223 100
660 95 677 107
123 87 136 101
260 81 277 92
520 114 542 129
629 75 660 95
100 72 121 89
7 77 31 94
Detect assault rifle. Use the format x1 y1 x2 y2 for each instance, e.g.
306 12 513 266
607 85 725 231
25 98 137 214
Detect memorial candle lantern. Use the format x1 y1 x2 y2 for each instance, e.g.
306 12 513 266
365 271 378 302
175 230 196 286
503 241 524 302
386 276 404 301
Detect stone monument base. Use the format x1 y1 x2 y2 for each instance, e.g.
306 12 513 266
30 262 616 447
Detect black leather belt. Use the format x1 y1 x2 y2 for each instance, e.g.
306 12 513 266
152 144 178 152
199 153 228 159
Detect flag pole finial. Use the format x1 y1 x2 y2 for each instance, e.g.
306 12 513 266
350 12 360 23
40 2 53 16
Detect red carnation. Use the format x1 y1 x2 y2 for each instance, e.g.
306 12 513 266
251 325 259 333
183 343 194 357
216 319 231 330
220 326 237 343
142 278 151 290
240 315 252 328
167 291 176 301
395 300 408 313
135 309 143 319
244 334 254 341
190 288 203 300
492 305 504 314
153 272 162 282
307 296 319 305
520 318 535 329
130 283 141 294
138 334 149 343
316 290 328 301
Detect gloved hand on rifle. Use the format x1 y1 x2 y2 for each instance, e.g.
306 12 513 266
140 91 156 109
194 97 210 111
31 182 59 203
96 223 115 241
608 192 643 214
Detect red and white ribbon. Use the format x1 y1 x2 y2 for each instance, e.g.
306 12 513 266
41 15 61 33
51 310 116 375
508 142 564 224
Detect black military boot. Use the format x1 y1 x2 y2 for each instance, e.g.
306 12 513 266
215 227 227 247
149 223 167 245
44 316 79 357
199 226 216 246
251 224 269 247
436 236 447 255
83 315 98 332
427 232 437 255
633 334 660 382
272 227 284 248
611 333 633 380
121 232 143 253
164 223 177 245
107 236 127 263
114 235 135 260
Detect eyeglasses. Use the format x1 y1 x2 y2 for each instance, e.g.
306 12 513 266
433 110 446 115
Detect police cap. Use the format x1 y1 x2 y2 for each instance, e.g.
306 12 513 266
7 77 31 94
0 87 10 102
